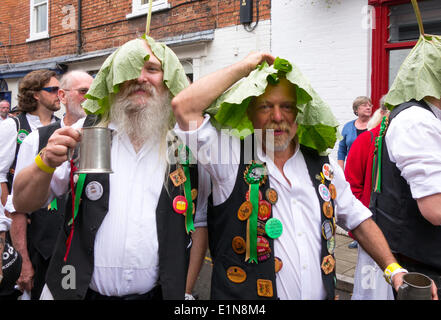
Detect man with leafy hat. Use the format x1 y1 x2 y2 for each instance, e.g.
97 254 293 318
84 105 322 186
370 26 441 297
171 52 431 299
12 36 210 300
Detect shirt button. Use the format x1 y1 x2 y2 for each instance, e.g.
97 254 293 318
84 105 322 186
303 265 307 270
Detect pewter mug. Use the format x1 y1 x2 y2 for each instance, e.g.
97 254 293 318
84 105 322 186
397 272 432 300
75 127 113 174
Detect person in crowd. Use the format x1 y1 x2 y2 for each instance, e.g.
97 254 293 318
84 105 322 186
338 96 372 249
345 96 394 300
371 33 441 298
170 52 429 299
0 100 10 122
337 96 372 170
0 69 60 208
12 36 209 300
9 70 93 300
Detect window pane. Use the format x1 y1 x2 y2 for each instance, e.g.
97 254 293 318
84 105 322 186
389 49 412 88
34 0 46 4
36 3 48 33
389 0 441 43
141 0 149 4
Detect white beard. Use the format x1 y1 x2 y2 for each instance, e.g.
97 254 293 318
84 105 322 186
110 83 172 147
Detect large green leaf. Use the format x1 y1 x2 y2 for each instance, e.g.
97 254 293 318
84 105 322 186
83 36 189 115
385 34 441 108
205 58 339 153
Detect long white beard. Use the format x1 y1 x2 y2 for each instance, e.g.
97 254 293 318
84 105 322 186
110 83 172 146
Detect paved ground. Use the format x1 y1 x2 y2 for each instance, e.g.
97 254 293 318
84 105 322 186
193 233 358 300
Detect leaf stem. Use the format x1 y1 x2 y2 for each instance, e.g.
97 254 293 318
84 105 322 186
411 0 425 35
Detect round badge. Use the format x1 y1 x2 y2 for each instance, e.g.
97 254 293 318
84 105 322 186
327 236 336 255
328 183 337 200
226 266 247 283
244 162 267 186
16 129 29 144
257 236 271 255
237 201 253 221
173 195 188 214
85 181 104 201
265 188 278 205
245 190 262 202
275 257 283 273
191 188 198 201
258 200 271 221
232 236 246 255
322 201 334 219
322 220 334 241
265 218 283 239
318 184 331 202
322 163 334 181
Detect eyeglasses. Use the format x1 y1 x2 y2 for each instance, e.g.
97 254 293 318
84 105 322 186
40 86 60 93
63 88 89 95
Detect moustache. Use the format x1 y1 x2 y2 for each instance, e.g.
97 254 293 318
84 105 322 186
125 81 154 96
263 122 291 133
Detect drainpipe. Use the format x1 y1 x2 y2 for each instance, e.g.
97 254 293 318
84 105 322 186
77 0 82 55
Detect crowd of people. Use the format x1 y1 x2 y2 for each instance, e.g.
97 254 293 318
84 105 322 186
0 32 440 301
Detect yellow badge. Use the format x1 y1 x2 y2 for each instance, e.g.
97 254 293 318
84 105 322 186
321 255 336 275
257 279 273 297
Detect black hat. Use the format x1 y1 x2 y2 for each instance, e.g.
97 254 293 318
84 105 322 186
0 242 22 295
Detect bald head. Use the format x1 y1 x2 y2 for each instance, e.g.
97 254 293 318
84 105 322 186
59 70 94 124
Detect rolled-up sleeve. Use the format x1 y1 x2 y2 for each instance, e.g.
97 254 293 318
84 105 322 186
386 106 441 199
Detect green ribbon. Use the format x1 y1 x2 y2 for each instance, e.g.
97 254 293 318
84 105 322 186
182 165 195 234
68 173 87 226
372 116 388 193
178 144 195 234
248 183 259 263
49 198 58 211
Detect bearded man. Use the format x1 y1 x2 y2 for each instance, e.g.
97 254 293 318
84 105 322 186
12 37 209 300
171 53 437 299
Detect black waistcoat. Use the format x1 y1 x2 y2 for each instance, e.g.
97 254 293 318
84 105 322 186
7 113 33 193
207 137 336 300
370 99 441 269
25 121 66 261
46 117 197 299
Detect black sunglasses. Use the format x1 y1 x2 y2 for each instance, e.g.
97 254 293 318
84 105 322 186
40 86 60 93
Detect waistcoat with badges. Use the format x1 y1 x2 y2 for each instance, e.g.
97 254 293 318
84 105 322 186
25 121 66 261
370 99 441 270
7 112 33 192
207 136 337 300
45 116 198 299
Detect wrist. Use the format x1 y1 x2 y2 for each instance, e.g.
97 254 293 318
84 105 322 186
384 262 408 285
35 148 55 174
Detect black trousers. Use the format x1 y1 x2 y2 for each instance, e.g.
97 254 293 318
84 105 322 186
394 254 441 299
29 249 50 300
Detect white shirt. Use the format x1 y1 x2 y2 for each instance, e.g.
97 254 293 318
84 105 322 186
0 114 57 183
0 187 11 232
16 118 209 297
174 115 371 300
386 102 441 199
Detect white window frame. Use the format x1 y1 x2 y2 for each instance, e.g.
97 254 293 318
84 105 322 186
27 0 50 42
126 0 170 19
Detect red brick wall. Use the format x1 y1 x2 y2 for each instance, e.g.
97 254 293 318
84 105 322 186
0 0 271 65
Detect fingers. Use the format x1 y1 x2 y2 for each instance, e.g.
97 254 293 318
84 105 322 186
43 127 81 168
243 51 276 74
432 281 438 300
17 261 34 293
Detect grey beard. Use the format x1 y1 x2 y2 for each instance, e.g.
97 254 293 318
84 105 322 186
110 87 172 146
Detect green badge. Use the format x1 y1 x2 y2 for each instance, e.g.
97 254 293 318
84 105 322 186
17 129 29 144
243 162 267 186
265 218 283 239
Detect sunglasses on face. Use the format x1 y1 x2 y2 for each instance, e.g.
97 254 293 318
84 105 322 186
40 86 60 93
